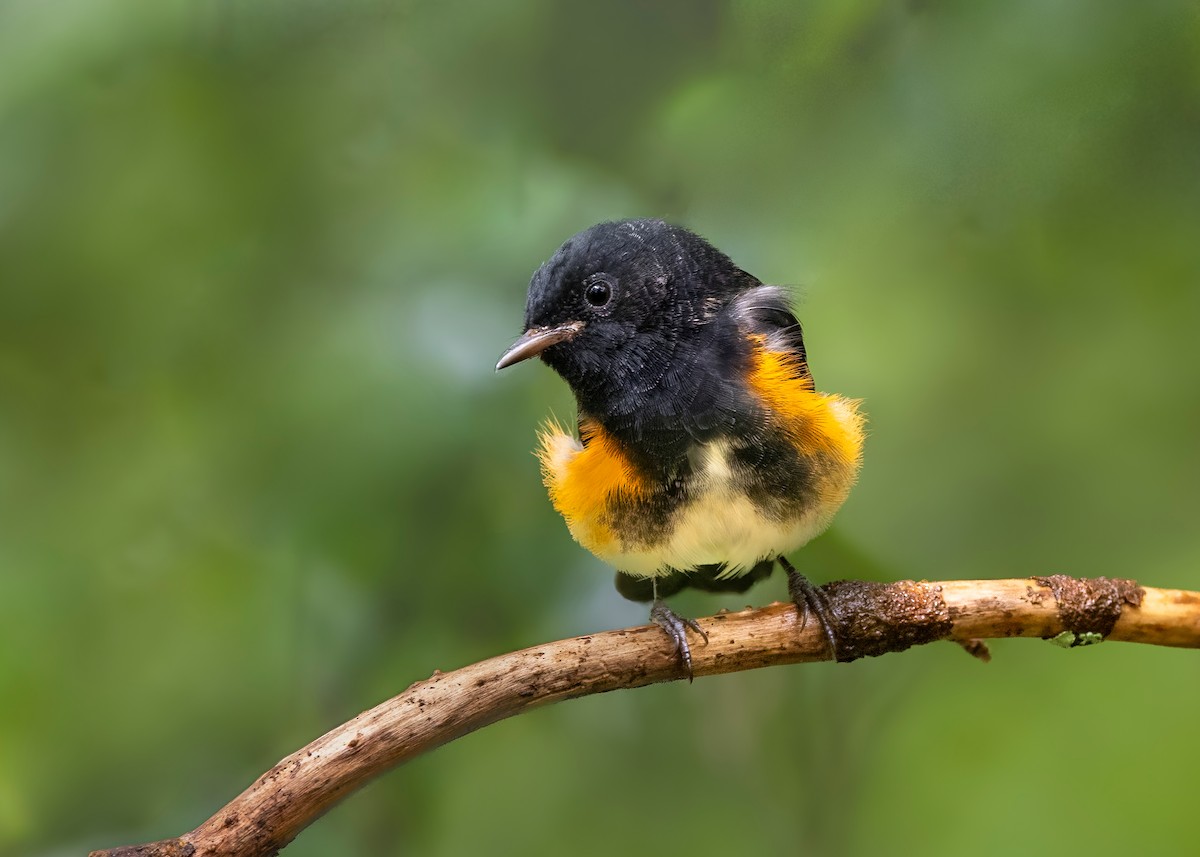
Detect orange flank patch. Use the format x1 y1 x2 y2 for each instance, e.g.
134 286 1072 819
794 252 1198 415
536 418 646 555
746 337 866 470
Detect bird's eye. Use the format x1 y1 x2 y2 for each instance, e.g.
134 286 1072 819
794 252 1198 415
584 278 612 307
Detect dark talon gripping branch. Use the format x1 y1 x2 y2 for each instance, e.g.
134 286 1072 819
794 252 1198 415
650 599 709 681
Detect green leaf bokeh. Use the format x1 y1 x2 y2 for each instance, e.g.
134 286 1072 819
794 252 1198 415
2 2 1198 855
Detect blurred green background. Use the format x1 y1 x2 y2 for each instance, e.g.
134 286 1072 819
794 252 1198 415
2 1 1198 855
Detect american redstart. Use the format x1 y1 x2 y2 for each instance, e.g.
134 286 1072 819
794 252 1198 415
497 219 864 675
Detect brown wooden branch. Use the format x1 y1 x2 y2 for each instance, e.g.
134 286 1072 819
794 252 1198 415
91 576 1200 857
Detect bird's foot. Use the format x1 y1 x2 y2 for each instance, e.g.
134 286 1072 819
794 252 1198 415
650 599 709 682
779 556 839 660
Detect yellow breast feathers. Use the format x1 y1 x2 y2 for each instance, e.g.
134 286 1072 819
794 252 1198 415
536 341 864 575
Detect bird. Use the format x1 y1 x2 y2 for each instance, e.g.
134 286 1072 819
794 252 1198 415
496 219 864 677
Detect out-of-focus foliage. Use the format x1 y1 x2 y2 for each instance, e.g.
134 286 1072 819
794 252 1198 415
2 1 1198 855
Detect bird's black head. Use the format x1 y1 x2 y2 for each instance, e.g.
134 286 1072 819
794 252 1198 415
497 219 758 423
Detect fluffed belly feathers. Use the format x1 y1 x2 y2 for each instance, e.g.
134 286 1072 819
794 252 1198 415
537 394 864 579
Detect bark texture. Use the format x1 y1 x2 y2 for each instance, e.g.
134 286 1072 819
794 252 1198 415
91 576 1199 857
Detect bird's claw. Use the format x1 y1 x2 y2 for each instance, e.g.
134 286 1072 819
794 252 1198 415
650 599 708 681
780 556 840 660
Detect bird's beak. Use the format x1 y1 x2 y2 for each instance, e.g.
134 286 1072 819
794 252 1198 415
495 321 585 370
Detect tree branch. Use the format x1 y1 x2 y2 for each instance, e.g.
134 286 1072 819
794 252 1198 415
90 576 1199 857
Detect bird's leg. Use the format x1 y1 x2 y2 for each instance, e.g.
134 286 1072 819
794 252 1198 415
779 555 839 660
649 578 708 682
